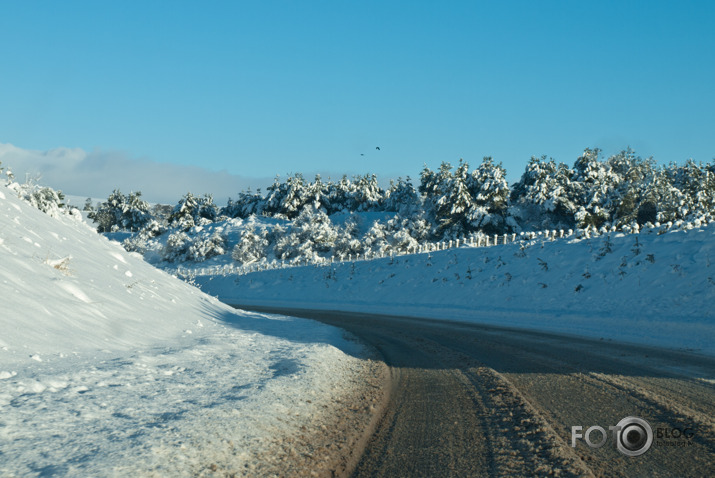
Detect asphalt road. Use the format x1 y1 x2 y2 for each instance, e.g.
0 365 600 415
234 306 715 478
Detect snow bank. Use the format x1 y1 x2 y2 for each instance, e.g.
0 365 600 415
0 183 371 476
196 226 715 356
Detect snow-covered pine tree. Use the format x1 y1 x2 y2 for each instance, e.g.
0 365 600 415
607 149 660 226
326 175 354 214
122 219 167 254
306 174 329 212
263 176 287 217
272 207 338 262
187 230 226 262
384 176 421 216
668 159 715 221
419 161 453 235
363 214 428 255
572 148 622 229
508 155 577 231
169 192 219 229
352 174 384 212
332 216 364 259
23 186 67 218
465 157 510 234
221 189 265 219
162 231 190 262
231 225 270 264
280 173 309 218
89 190 151 232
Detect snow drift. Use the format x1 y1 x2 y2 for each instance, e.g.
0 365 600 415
0 182 371 476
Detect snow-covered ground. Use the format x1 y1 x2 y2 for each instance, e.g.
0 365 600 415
0 184 371 476
195 225 715 356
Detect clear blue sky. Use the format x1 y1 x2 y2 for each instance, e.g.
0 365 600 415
1 0 714 193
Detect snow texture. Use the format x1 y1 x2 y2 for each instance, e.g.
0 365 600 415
0 183 368 476
195 226 715 356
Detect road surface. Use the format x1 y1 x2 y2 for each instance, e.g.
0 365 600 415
234 306 715 478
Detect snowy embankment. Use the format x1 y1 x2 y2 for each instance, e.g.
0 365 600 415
196 225 715 356
0 184 378 477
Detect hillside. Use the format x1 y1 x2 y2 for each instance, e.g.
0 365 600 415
194 224 715 355
0 182 374 476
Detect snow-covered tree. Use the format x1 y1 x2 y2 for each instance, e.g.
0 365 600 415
162 231 191 262
363 214 430 254
438 160 475 235
325 175 354 214
419 162 452 214
306 174 329 212
89 190 151 232
384 176 421 216
187 231 226 261
231 226 270 264
169 192 219 229
222 189 265 219
332 216 364 258
352 174 384 212
23 186 67 218
571 148 623 229
161 229 226 262
509 155 577 231
122 219 167 254
419 158 510 237
667 159 715 221
465 157 510 235
280 173 309 218
273 207 338 262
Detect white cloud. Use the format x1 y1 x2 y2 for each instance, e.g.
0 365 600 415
0 143 273 205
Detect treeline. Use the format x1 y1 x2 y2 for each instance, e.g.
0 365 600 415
88 148 715 240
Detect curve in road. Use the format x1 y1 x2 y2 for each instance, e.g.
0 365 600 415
233 306 715 478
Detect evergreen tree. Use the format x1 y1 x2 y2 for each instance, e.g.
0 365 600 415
419 161 453 234
509 155 577 231
352 174 384 212
169 192 219 229
465 157 510 234
384 176 421 216
231 226 270 264
280 173 309 218
306 174 329 212
572 148 621 229
325 175 353 214
221 189 265 219
90 190 151 232
273 207 338 261
332 216 364 258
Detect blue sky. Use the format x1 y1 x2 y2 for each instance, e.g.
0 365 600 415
1 1 713 202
